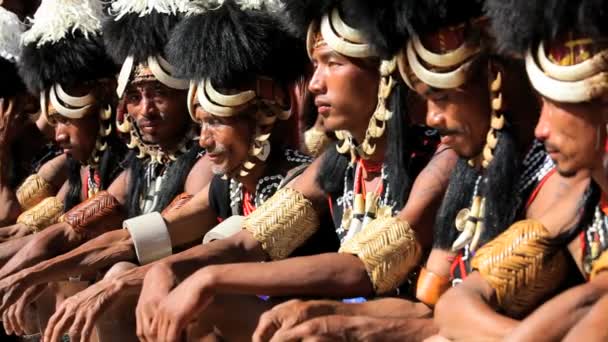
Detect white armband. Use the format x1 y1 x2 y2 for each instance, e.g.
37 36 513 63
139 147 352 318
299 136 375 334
123 212 172 265
202 215 245 244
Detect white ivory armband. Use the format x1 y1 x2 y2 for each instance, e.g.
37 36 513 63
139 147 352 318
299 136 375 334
202 215 245 244
123 212 172 265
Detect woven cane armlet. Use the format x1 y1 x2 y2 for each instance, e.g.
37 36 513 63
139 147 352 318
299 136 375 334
471 219 568 318
591 250 608 280
63 191 121 235
416 267 451 307
161 193 194 215
339 217 421 294
16 174 54 210
16 197 64 233
243 187 319 261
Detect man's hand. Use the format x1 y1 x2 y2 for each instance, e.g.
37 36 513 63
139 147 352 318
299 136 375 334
136 263 178 342
1 283 46 336
253 299 337 342
0 271 34 314
149 269 215 342
43 279 122 342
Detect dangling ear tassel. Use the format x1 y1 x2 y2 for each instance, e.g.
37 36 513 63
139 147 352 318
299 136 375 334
117 113 132 133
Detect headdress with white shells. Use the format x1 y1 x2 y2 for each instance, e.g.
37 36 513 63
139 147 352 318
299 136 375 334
107 0 194 164
188 76 291 177
306 7 396 160
20 0 116 168
167 0 306 177
395 2 507 252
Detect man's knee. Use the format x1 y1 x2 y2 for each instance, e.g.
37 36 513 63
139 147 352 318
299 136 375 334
103 261 137 280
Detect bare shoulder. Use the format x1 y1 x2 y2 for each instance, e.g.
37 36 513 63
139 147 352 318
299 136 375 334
526 169 591 237
184 154 214 195
287 152 326 210
107 170 130 206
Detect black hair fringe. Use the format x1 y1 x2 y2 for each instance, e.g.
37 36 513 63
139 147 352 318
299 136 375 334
64 157 83 212
102 11 180 65
166 0 308 86
385 83 412 209
125 145 202 218
432 158 478 249
19 31 117 94
433 128 521 249
398 0 484 37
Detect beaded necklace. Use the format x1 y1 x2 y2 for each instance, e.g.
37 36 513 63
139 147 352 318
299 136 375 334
581 193 608 277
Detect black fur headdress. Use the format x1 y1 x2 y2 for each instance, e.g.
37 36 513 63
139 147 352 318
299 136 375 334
166 0 308 87
486 0 608 54
18 0 117 94
0 8 25 97
399 0 484 36
102 1 182 65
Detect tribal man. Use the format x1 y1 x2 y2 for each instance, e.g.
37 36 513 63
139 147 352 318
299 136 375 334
434 0 608 340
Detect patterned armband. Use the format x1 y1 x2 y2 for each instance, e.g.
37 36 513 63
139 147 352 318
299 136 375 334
62 191 121 235
243 187 319 260
591 250 608 280
339 216 421 294
416 267 451 307
16 174 55 210
161 193 194 215
16 197 64 233
471 219 568 318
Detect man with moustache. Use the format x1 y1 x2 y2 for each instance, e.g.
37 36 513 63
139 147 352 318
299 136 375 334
251 1 588 340
0 0 215 338
433 0 608 340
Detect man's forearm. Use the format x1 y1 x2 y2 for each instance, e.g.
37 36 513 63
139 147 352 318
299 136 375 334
0 234 34 267
24 229 135 286
0 222 82 279
201 253 374 298
163 232 266 282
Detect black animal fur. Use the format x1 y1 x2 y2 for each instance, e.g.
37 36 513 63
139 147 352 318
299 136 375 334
125 145 202 218
166 0 308 87
19 31 117 94
486 0 608 54
433 129 521 249
102 10 180 65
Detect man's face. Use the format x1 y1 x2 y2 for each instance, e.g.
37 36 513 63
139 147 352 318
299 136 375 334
419 80 491 158
53 111 99 163
125 81 189 145
535 97 605 177
308 45 379 138
195 106 254 176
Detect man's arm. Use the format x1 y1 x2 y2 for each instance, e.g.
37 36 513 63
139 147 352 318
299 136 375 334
0 170 129 280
